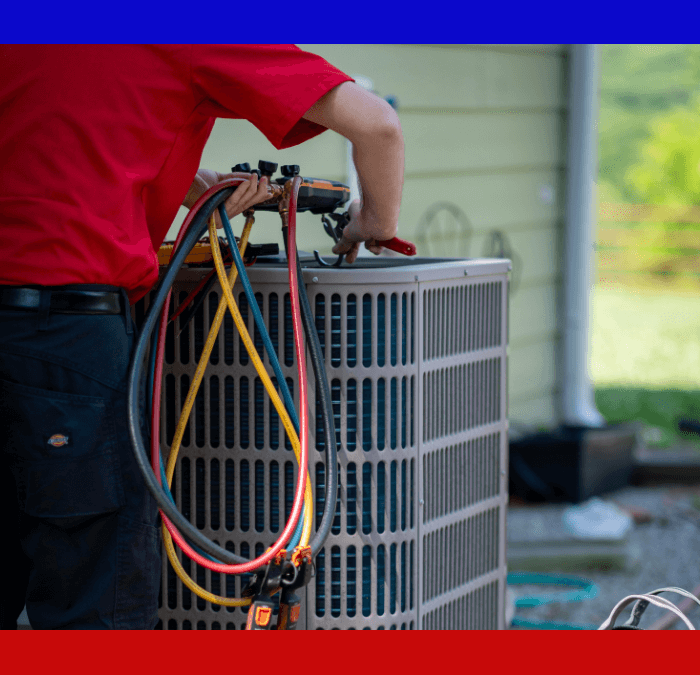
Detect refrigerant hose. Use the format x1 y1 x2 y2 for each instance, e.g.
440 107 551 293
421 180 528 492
128 181 290 568
158 213 314 571
218 207 308 549
152 212 307 567
128 175 339 580
284 228 339 556
151 213 276 602
163 197 341 574
194 202 340 557
156 204 310 574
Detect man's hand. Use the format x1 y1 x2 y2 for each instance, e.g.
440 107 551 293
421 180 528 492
182 169 270 228
331 200 397 264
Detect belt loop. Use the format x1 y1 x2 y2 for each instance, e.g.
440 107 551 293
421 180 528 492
37 290 52 331
120 289 133 335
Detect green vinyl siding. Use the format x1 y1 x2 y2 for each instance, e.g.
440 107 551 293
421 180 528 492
509 340 558 408
509 285 558 347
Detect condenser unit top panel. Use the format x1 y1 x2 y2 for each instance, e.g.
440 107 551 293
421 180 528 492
175 255 511 286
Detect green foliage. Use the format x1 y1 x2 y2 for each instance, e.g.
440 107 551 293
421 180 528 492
601 45 697 97
594 49 700 448
688 45 700 83
598 45 700 203
624 94 700 207
595 387 700 450
597 104 651 202
595 179 624 205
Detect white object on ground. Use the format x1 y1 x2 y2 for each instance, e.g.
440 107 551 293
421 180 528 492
562 497 633 540
598 593 696 630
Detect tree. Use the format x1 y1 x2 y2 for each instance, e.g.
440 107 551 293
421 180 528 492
598 44 700 203
688 45 700 84
625 93 700 209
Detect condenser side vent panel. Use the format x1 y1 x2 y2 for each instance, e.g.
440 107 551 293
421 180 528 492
417 273 507 630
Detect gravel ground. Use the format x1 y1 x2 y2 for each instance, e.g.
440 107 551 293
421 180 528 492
507 483 700 630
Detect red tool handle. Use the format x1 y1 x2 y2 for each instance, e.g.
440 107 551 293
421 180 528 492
375 236 417 256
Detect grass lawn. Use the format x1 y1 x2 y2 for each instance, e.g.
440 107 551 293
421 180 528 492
591 283 700 449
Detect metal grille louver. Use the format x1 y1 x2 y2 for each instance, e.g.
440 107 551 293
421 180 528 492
138 257 509 630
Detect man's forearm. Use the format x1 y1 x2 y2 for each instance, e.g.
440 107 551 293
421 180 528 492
350 120 404 240
303 82 405 241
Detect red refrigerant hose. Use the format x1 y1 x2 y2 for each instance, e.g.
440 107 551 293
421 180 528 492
149 177 309 575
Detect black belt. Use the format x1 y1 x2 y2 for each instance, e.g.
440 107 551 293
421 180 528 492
0 286 123 315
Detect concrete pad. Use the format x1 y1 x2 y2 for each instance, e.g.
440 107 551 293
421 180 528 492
507 503 641 573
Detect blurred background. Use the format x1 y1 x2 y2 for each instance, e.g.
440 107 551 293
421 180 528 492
511 44 700 630
164 45 700 629
174 44 700 451
594 44 700 451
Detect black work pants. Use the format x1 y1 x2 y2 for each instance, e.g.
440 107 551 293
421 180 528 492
0 294 161 629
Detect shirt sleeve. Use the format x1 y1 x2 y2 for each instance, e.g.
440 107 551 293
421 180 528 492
190 44 354 150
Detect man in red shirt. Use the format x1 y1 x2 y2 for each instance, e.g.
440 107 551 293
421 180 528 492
0 45 404 629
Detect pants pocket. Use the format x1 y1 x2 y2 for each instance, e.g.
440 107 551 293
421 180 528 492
1 377 125 518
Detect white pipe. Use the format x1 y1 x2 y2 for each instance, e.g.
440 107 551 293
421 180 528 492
561 44 606 428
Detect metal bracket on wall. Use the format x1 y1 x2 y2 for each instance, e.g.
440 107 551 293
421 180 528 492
415 201 473 259
483 230 521 296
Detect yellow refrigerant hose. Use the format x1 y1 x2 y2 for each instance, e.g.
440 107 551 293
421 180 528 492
204 215 313 546
161 214 313 605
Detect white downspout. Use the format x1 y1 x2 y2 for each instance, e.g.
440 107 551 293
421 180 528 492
561 44 606 428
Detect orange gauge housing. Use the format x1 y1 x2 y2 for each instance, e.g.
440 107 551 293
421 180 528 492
157 241 216 267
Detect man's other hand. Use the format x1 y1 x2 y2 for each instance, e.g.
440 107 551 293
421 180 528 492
331 200 397 264
182 169 270 228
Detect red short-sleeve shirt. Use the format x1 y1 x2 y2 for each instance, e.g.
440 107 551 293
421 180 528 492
0 45 352 302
